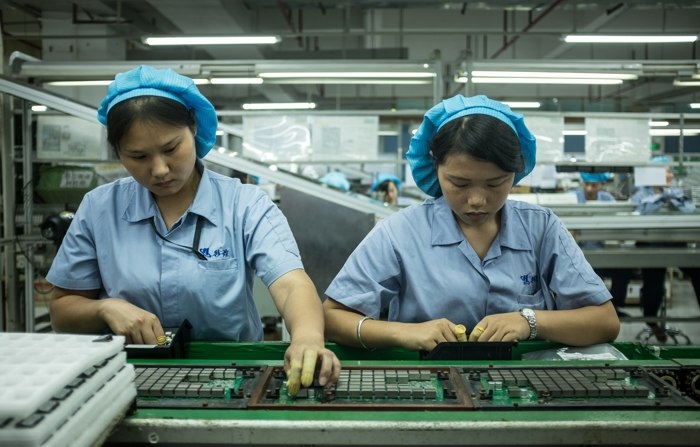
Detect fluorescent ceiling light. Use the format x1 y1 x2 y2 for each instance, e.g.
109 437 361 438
691 103 700 109
264 78 432 85
472 71 638 80
502 101 541 109
674 79 700 86
562 130 587 136
209 77 263 85
649 128 700 136
31 105 48 112
649 121 669 127
241 102 317 110
258 71 436 79
46 80 113 86
143 36 281 45
467 77 624 85
564 35 698 43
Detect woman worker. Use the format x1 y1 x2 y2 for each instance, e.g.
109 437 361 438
45 65 340 394
322 95 620 351
370 173 401 206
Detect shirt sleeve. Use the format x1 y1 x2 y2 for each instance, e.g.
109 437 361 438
45 194 102 291
538 216 612 310
324 224 402 319
242 192 304 287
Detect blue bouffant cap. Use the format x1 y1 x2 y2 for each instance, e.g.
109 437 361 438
580 172 611 183
97 65 218 158
319 171 351 192
650 155 670 164
370 173 402 192
406 94 537 197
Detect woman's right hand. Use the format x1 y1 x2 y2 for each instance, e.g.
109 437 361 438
99 298 166 344
395 318 460 351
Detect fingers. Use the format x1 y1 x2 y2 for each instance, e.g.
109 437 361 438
286 359 303 397
469 325 485 342
316 351 341 387
301 349 318 387
453 324 467 342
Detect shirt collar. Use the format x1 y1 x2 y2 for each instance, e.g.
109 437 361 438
122 159 217 225
430 197 532 251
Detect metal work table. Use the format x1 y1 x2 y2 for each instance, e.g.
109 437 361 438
105 342 700 447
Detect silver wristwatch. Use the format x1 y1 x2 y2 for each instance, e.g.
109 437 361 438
519 308 537 340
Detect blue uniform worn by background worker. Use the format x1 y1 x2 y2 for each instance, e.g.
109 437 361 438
575 172 633 317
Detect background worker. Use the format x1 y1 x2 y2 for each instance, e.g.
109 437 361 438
370 173 402 206
631 158 700 343
575 172 634 318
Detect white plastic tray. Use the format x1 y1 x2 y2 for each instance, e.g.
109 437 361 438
0 333 125 420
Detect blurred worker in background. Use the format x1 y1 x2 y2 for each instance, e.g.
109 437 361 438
370 173 401 206
45 65 340 394
323 95 619 351
631 157 700 343
575 172 634 318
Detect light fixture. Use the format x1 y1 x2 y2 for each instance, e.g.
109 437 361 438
241 102 317 110
143 36 281 46
691 103 700 109
257 70 436 85
31 105 48 112
649 128 700 136
502 101 541 109
674 79 700 87
564 34 698 43
455 70 636 85
462 76 624 85
649 121 669 127
259 71 436 79
209 77 263 85
562 130 587 136
46 80 113 86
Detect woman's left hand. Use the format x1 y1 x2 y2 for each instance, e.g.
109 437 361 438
467 312 530 342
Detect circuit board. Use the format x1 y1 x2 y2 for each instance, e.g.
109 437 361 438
460 366 699 410
132 364 700 411
247 366 470 410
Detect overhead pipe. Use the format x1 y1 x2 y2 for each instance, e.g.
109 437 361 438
490 0 565 59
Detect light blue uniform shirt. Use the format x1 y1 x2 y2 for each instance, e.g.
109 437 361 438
630 186 696 214
325 197 611 330
47 162 303 341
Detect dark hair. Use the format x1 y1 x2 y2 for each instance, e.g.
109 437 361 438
106 96 195 155
428 114 524 175
376 179 395 194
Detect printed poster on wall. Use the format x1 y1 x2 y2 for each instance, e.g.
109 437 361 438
585 117 650 163
523 114 565 163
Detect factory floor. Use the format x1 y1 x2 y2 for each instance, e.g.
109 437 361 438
616 275 700 346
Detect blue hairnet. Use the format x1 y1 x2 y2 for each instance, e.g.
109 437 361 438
370 173 402 192
96 65 218 158
319 171 350 192
406 94 537 197
580 172 611 183
650 155 670 164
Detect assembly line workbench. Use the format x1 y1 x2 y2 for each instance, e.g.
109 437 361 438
104 341 700 447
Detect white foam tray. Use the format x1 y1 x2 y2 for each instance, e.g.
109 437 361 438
0 333 125 420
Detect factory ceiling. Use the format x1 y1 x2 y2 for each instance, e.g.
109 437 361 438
1 0 700 117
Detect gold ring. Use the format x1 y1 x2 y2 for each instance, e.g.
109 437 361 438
473 326 485 333
454 324 467 342
156 335 168 345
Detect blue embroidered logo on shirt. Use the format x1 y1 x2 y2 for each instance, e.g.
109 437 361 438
520 273 538 286
198 247 230 259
